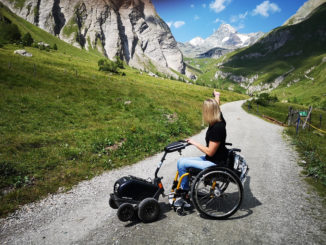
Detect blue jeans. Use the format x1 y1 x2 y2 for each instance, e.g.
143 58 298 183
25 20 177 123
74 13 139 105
177 156 216 190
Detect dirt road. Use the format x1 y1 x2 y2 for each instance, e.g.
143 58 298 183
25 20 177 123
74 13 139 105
1 100 325 244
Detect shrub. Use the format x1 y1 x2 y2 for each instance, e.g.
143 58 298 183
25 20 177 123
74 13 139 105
22 32 33 46
53 43 58 50
0 22 21 44
255 93 278 106
115 56 124 69
98 58 118 73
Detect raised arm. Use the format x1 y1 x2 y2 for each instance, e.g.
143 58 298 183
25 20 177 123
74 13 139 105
213 89 220 105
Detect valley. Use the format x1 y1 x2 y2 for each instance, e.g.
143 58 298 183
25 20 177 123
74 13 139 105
0 0 325 243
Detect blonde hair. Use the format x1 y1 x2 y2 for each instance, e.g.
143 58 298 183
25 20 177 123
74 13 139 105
202 99 222 125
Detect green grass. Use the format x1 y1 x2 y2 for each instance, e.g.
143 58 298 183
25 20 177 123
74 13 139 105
243 101 326 198
0 5 248 217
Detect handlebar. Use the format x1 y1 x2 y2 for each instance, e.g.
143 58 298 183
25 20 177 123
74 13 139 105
164 140 190 153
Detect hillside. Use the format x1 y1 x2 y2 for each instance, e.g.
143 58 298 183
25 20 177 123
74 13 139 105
0 5 247 217
220 3 326 108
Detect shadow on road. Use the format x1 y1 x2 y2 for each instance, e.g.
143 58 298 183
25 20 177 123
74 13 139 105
228 176 262 220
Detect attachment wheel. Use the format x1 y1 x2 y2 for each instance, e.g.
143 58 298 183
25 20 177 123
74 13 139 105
117 203 135 222
109 197 118 209
138 198 160 223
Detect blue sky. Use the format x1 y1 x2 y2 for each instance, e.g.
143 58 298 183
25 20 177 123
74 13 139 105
151 0 307 42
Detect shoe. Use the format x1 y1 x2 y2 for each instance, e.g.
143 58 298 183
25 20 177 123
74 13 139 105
174 198 191 208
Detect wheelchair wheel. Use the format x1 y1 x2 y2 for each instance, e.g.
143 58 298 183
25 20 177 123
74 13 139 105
191 167 243 219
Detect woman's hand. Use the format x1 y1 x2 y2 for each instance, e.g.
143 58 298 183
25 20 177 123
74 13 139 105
213 89 220 105
186 138 197 146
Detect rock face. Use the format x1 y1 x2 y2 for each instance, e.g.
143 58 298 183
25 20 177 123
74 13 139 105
283 0 326 26
178 24 264 58
1 0 185 74
14 49 33 57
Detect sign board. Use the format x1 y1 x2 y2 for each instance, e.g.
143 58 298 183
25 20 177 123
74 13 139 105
299 111 308 117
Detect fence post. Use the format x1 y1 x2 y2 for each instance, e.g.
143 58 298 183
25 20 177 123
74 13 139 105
302 106 312 129
8 61 11 70
296 114 300 135
288 107 293 126
257 104 259 114
34 64 36 76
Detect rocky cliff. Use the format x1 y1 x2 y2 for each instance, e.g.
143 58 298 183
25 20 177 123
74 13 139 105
283 0 326 26
0 0 185 74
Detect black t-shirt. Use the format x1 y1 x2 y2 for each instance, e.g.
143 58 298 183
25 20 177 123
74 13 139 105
205 120 228 164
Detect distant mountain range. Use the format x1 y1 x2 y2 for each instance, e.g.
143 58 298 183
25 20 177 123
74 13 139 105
178 24 264 58
190 0 326 107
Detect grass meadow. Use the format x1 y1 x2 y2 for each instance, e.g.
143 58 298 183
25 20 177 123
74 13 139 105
0 28 247 218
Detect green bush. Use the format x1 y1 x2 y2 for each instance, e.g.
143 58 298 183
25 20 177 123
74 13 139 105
255 93 278 106
53 43 58 50
0 22 21 44
115 56 124 69
22 32 33 46
98 58 118 73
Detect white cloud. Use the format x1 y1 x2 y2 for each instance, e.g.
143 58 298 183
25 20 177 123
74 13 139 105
173 21 186 28
230 11 248 23
214 18 221 23
194 15 200 21
239 11 248 19
209 0 232 13
252 1 281 17
202 4 207 8
190 4 195 8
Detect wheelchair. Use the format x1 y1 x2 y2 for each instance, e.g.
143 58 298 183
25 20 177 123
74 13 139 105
109 140 249 222
167 141 249 219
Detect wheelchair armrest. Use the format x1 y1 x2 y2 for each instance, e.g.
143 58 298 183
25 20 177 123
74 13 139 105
232 148 241 152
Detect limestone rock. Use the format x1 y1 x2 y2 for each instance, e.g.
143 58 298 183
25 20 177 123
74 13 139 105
1 0 185 74
14 50 33 57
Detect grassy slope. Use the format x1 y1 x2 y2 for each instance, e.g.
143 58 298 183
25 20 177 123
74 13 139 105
0 6 248 217
186 4 326 108
224 3 326 107
184 50 247 94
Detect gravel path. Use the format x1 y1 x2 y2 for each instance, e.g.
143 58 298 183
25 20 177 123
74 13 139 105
1 100 325 244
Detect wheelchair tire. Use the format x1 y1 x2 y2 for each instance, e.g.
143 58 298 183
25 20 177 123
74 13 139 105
138 198 160 223
191 167 243 219
117 203 135 222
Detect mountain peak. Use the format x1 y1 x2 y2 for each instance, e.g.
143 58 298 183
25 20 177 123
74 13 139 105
217 24 237 34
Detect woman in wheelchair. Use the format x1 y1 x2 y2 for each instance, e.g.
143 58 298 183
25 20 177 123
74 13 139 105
176 93 228 206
